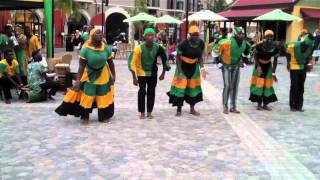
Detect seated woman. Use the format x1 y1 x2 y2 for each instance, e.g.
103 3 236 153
0 49 27 104
26 50 59 102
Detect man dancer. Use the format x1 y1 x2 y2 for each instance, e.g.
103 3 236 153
129 28 170 119
286 33 314 112
213 27 251 114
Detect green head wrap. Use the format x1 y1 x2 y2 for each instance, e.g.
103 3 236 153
232 27 244 37
302 34 314 47
143 28 155 36
214 33 222 39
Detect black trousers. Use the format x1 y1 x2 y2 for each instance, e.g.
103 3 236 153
40 81 60 96
138 75 157 113
290 70 306 109
0 75 27 100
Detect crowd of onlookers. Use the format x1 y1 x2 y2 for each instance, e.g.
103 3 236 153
0 24 59 104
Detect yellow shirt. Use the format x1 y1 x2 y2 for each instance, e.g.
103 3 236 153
0 59 20 77
27 35 42 60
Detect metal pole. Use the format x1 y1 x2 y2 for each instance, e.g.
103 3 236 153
185 0 189 39
52 0 54 57
101 0 104 34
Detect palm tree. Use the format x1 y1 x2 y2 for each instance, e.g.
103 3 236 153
55 0 81 22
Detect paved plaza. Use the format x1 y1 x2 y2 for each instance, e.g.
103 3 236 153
0 53 320 179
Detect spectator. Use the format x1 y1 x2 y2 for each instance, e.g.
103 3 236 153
0 49 27 104
297 29 308 41
25 26 42 62
27 50 59 101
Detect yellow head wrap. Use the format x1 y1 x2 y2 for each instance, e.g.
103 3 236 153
264 30 274 37
83 28 105 51
189 26 200 34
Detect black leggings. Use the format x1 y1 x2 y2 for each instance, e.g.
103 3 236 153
138 75 157 113
0 75 27 100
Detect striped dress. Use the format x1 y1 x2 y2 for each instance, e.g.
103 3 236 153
55 43 114 121
249 42 279 104
167 39 204 107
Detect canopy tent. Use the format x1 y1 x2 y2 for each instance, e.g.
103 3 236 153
154 15 182 24
123 13 157 23
253 9 302 21
186 10 228 21
0 0 54 58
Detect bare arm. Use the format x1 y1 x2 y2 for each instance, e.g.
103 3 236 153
77 59 86 81
107 58 116 82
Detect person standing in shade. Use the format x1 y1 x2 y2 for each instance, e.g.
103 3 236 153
213 27 251 114
25 26 42 62
15 24 27 75
249 30 279 110
128 28 170 119
56 29 116 124
167 26 207 117
286 33 315 112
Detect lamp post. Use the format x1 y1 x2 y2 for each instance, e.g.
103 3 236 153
101 0 104 34
185 0 189 39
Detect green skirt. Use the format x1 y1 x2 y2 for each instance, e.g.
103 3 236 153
249 62 277 104
167 62 203 106
15 48 26 74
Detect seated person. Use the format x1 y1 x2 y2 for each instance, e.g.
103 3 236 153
0 49 27 104
27 50 59 101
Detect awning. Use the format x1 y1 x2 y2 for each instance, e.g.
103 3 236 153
301 8 320 19
0 0 44 10
90 13 105 26
233 0 295 7
219 8 285 20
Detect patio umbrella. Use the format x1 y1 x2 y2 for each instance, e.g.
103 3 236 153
154 15 182 24
253 9 302 21
187 10 228 21
123 12 157 23
253 9 302 40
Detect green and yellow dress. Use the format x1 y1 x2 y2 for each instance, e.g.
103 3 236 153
55 42 114 121
249 42 279 105
167 39 204 107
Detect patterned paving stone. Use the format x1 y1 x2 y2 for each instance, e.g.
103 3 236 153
0 56 319 178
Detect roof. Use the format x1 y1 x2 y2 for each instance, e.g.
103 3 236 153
219 8 288 20
232 0 295 7
301 8 320 19
0 0 44 10
90 13 105 25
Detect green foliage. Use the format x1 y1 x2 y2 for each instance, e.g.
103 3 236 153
55 0 81 22
134 0 148 14
206 0 229 13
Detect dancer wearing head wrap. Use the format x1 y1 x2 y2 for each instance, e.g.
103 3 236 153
56 29 115 124
213 26 251 114
128 28 170 119
286 33 315 112
167 25 207 116
249 30 279 110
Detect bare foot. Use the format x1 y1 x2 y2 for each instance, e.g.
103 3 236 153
223 107 229 114
230 108 240 113
48 95 55 101
140 113 146 119
175 112 182 117
81 119 89 125
5 99 11 104
263 105 272 111
190 110 200 116
257 105 263 111
147 113 154 119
